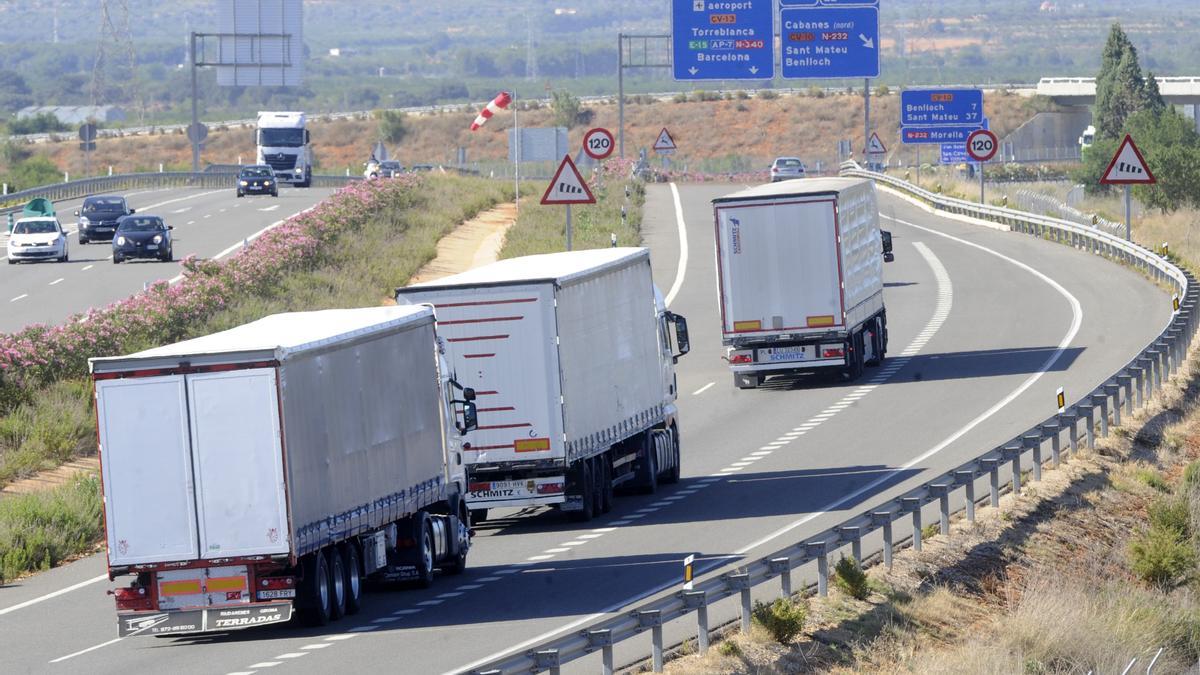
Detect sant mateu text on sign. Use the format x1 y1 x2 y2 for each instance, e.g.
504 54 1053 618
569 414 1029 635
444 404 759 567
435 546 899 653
901 89 984 127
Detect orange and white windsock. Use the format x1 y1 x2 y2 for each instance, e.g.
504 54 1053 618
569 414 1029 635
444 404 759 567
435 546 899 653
470 91 513 131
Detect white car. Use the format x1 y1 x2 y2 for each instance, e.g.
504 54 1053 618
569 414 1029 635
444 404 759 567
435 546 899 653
769 157 807 182
7 217 69 264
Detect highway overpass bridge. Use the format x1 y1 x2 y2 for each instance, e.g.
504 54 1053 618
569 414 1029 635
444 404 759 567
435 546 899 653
1038 77 1200 130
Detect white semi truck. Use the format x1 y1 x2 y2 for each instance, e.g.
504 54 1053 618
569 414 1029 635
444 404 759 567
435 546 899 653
397 248 690 522
256 111 313 187
712 177 893 389
91 306 478 636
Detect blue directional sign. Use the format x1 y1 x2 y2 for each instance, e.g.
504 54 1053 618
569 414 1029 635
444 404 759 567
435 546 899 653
902 126 983 145
940 144 974 165
672 0 774 82
902 89 984 127
780 5 880 79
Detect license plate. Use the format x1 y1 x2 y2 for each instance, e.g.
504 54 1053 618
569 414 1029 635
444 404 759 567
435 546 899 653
758 347 808 362
256 589 296 600
96 227 112 232
147 244 158 250
467 477 564 501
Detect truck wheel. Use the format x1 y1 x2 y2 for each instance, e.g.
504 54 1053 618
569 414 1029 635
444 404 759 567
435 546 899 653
734 373 760 390
591 457 605 515
865 317 884 367
599 457 614 514
340 543 363 615
328 547 347 620
442 509 469 575
844 332 866 380
661 427 682 484
570 460 595 522
638 433 659 495
413 514 436 588
299 552 332 626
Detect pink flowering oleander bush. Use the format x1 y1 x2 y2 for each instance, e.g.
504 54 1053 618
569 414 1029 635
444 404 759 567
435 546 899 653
0 175 420 410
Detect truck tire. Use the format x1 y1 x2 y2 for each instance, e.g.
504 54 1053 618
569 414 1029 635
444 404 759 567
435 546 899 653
599 456 614 514
638 433 659 495
340 543 363 615
413 513 436 588
328 547 347 620
299 552 332 626
591 457 605 516
865 316 884 367
570 460 595 522
844 332 865 381
661 427 681 484
443 507 469 575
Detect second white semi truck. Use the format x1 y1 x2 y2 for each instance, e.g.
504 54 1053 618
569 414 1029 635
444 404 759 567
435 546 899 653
397 248 690 522
256 111 313 187
713 177 893 389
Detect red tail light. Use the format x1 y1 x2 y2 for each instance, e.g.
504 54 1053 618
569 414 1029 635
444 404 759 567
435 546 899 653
822 348 844 358
730 354 753 364
113 586 152 611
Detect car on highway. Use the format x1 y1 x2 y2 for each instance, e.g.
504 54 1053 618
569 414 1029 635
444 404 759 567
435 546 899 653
6 216 68 264
111 215 173 264
365 159 405 179
76 195 134 244
236 165 279 197
769 157 807 182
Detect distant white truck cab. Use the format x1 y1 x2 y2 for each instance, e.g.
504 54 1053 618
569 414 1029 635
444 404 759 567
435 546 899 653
713 177 893 389
256 111 313 187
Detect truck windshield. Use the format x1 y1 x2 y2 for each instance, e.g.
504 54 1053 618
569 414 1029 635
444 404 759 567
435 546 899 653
259 128 304 147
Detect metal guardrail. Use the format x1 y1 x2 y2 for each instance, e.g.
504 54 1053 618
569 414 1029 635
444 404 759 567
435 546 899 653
1012 189 1125 238
0 171 360 219
463 164 1197 675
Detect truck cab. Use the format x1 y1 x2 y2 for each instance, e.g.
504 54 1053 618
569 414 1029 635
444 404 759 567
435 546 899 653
256 111 313 187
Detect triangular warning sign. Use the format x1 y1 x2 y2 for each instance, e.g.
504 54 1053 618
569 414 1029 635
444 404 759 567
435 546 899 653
866 132 887 155
653 127 677 154
1100 134 1156 185
541 155 596 205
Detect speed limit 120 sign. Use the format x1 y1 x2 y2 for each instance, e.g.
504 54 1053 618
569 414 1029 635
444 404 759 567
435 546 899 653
967 129 998 162
583 127 615 160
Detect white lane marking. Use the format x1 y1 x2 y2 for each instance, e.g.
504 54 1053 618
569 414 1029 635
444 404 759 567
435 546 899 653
140 190 224 212
720 465 745 472
664 183 689 307
493 569 522 575
49 278 63 286
204 214 213 219
219 208 228 213
635 508 658 514
526 554 554 561
187 220 195 225
0 573 107 616
301 644 332 650
436 591 464 598
258 204 280 212
738 456 763 462
732 218 1082 556
48 637 122 663
325 634 359 641
608 519 633 526
417 599 444 606
372 617 400 624
81 264 93 271
544 548 570 554
347 626 380 633
750 451 773 456
577 533 604 539
729 462 754 467
171 207 192 214
899 242 954 358
10 294 27 302
392 608 423 615
276 652 308 659
592 527 618 533
692 382 715 396
475 576 504 582
560 541 587 547
456 584 484 590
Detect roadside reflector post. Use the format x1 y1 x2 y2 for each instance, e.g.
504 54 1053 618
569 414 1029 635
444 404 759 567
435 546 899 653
806 542 829 597
1078 403 1096 450
872 510 896 569
682 591 709 655
533 648 560 675
981 458 1002 507
682 554 695 591
727 573 752 633
1117 375 1134 418
901 497 923 552
1023 433 1043 482
1060 412 1079 456
638 610 664 673
930 484 951 535
1106 384 1123 427
836 525 865 563
1002 444 1022 496
588 630 614 675
1043 422 1062 468
768 557 792 598
955 471 977 522
1056 386 1066 413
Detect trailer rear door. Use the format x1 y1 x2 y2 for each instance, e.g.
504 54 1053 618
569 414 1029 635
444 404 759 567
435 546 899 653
187 369 290 559
97 376 200 566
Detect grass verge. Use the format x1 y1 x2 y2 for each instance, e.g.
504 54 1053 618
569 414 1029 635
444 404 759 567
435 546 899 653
0 474 101 583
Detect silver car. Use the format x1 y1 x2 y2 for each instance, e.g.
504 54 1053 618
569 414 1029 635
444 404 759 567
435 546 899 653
770 157 807 182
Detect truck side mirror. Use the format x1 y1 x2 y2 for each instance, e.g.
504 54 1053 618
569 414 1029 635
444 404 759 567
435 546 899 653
463 387 476 401
669 313 690 362
461 402 478 433
881 230 893 254
305 130 311 144
128 208 136 215
884 252 895 263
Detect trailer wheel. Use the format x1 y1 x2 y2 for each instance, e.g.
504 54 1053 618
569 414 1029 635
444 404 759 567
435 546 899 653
599 456 614 514
843 332 865 381
591 457 605 516
414 513 436 588
661 427 681 484
299 552 332 626
341 543 363 615
570 460 595 522
865 317 884 367
328 547 347 620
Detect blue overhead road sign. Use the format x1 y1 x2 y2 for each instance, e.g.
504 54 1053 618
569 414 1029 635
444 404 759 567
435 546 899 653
902 126 983 145
671 0 774 82
780 5 880 79
902 89 984 126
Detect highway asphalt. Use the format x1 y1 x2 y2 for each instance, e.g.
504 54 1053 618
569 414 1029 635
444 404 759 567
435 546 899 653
0 186 335 334
0 182 1171 674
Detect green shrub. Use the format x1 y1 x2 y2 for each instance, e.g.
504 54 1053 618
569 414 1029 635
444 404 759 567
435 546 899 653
1148 495 1192 538
0 473 102 583
1134 468 1170 492
672 92 689 104
718 640 741 657
752 597 807 643
1130 527 1195 587
834 555 870 600
757 89 779 100
1183 460 1200 492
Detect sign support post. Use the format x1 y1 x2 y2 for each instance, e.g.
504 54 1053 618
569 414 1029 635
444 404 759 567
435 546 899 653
1125 185 1132 241
541 155 596 252
864 78 870 169
966 129 999 204
566 204 572 251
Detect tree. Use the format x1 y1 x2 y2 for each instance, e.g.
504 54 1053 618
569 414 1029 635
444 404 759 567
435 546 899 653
550 89 581 129
1127 109 1200 212
1094 23 1138 139
0 70 32 113
377 110 408 145
1142 71 1166 117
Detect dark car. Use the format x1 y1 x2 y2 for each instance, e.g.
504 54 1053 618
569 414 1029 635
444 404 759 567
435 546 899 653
112 215 173 264
237 165 279 198
76 195 134 244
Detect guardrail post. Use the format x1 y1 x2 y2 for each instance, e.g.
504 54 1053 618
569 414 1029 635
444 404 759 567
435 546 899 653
1169 329 1184 374
806 542 830 597
901 497 923 552
954 470 977 522
930 484 951 535
1002 443 1022 495
836 525 864 563
1105 383 1123 427
1149 349 1162 391
1117 375 1134 418
637 610 664 672
1042 421 1062 468
588 629 615 675
1133 360 1150 407
1077 403 1096 449
682 592 708 655
1091 393 1110 438
982 458 1001 507
1023 433 1043 482
872 510 896 569
534 649 561 675
768 557 792 598
727 573 752 633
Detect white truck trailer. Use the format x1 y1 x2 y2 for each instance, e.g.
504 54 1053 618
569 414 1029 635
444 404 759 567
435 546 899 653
397 248 690 522
91 306 479 637
712 177 892 389
256 111 313 187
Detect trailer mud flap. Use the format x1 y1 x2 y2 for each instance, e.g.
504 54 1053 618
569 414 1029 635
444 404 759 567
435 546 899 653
117 601 292 637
